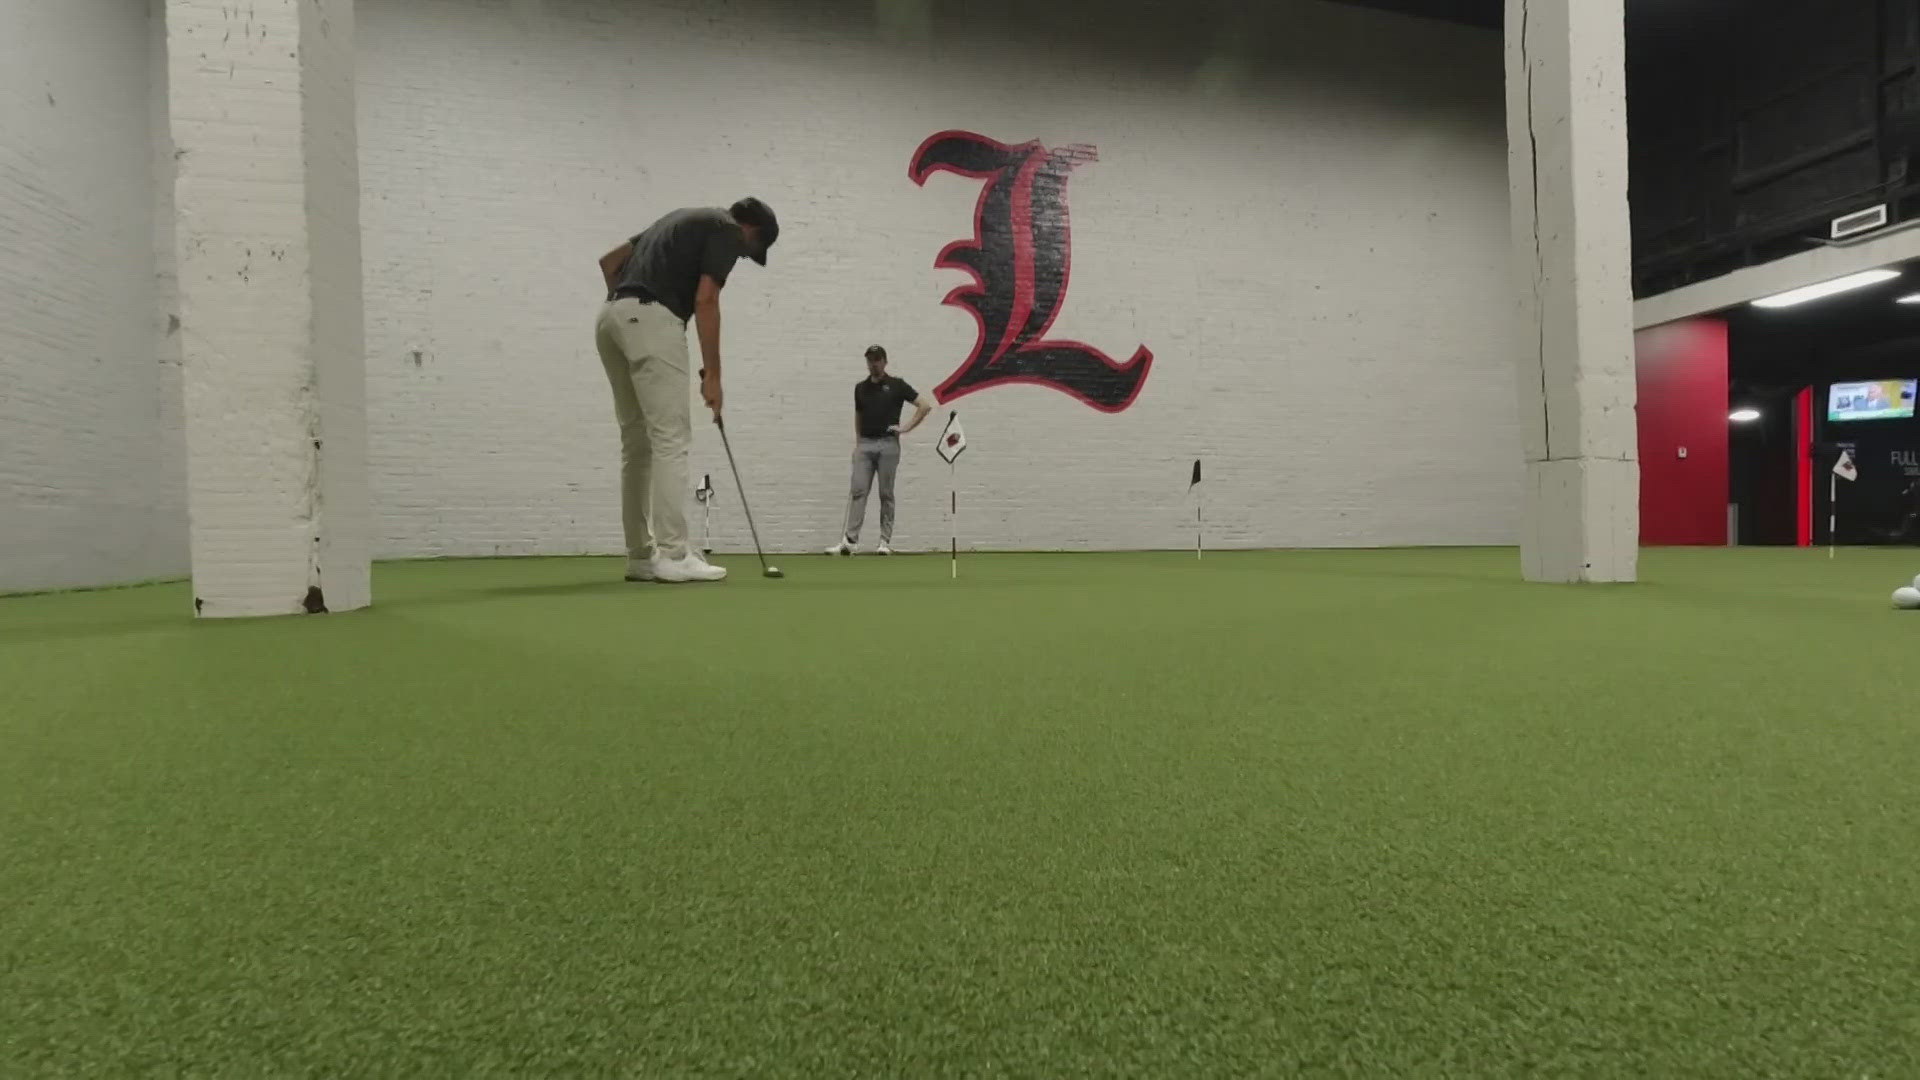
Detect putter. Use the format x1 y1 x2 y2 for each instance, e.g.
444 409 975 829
713 415 783 578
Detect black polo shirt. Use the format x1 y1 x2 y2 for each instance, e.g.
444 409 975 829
854 376 918 438
608 208 747 322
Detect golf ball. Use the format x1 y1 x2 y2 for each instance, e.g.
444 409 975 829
1894 586 1920 610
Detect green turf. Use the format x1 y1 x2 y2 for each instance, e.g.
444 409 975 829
5 548 1920 1076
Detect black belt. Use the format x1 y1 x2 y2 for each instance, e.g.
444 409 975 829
608 285 658 304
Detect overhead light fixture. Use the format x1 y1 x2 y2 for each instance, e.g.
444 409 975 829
1751 269 1901 308
1898 293 1920 305
1729 408 1762 423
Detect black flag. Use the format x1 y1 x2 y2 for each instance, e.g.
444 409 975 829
1189 460 1202 489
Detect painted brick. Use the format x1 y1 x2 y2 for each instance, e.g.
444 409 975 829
0 0 185 594
356 0 1521 558
3 0 1523 593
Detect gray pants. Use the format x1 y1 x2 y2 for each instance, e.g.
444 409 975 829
844 436 901 544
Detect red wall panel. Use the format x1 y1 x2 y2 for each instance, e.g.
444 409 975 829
1795 387 1813 547
1635 319 1729 546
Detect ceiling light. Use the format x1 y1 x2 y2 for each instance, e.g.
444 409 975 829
1898 293 1920 305
1751 269 1901 308
1729 408 1762 422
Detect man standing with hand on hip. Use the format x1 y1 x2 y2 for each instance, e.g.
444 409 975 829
596 198 778 583
827 345 934 556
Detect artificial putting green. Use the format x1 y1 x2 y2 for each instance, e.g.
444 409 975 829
4 548 1920 1076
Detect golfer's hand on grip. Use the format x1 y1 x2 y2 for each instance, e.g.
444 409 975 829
700 369 723 420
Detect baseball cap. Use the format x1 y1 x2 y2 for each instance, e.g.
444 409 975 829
730 197 779 266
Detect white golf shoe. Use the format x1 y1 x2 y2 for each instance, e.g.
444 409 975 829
875 544 893 556
652 553 727 583
825 539 854 556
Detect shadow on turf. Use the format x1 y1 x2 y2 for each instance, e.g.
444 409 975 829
378 580 637 609
3 581 633 637
1267 563 1518 586
377 565 1067 606
0 614 188 644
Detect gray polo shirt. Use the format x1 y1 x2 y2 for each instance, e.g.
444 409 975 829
609 207 747 322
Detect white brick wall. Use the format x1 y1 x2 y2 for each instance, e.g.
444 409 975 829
3 0 1521 592
0 0 185 593
358 0 1520 557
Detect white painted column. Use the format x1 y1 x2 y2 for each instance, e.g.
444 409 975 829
166 0 370 616
1506 0 1639 583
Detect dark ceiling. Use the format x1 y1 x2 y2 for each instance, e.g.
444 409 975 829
1330 0 1500 28
1728 259 1920 390
1341 0 1919 309
1324 0 1920 436
1328 0 1734 34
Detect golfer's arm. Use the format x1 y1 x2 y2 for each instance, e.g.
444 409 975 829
693 274 722 379
598 243 632 291
899 395 935 434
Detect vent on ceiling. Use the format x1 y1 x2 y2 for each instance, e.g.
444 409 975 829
1831 204 1890 241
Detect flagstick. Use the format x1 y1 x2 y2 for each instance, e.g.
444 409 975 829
1196 486 1203 561
1830 471 1837 559
950 464 958 580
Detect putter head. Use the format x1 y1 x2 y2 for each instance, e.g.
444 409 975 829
764 567 784 579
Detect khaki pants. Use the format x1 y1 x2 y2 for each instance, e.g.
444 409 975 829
595 298 692 563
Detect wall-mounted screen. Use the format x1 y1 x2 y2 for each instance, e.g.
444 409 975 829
1829 380 1917 422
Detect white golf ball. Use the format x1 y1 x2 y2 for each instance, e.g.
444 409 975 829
1894 586 1920 610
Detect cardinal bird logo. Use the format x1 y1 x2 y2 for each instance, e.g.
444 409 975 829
909 130 1153 412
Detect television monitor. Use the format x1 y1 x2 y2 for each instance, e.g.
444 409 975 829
1828 380 1917 422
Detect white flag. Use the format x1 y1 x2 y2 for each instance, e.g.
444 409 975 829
1834 450 1859 482
937 412 967 464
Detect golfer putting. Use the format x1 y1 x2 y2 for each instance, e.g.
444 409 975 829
594 198 778 583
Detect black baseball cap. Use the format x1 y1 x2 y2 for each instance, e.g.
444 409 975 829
864 345 887 361
730 197 779 266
